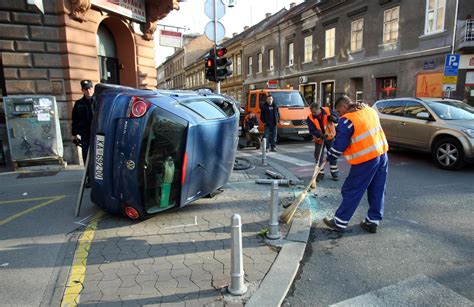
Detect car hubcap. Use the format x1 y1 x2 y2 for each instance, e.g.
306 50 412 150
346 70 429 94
437 143 458 167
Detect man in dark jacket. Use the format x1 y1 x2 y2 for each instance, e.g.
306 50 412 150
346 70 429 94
260 95 279 151
72 80 94 165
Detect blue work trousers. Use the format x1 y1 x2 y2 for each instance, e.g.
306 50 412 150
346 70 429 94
334 153 388 228
263 125 277 149
314 139 338 175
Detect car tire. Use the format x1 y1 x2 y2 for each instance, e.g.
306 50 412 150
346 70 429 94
303 135 313 141
433 137 465 171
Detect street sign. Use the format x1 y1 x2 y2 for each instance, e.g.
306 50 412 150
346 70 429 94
205 21 225 42
442 76 458 84
443 54 460 76
442 84 456 92
204 0 225 20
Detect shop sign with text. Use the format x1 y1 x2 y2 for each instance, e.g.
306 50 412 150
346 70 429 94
92 0 146 23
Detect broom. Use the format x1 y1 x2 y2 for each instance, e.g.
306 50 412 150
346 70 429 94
280 141 326 224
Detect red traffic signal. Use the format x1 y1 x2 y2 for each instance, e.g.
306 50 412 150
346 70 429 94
210 47 227 58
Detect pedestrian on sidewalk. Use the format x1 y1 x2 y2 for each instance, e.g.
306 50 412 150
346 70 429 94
323 95 389 233
307 102 339 181
72 80 95 187
260 94 279 152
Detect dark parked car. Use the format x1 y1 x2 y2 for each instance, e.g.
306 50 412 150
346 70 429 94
89 84 239 219
373 97 474 170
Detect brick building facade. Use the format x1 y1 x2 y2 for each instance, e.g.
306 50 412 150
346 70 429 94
0 0 182 166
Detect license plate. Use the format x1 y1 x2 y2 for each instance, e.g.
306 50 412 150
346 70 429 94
94 134 105 180
298 130 309 134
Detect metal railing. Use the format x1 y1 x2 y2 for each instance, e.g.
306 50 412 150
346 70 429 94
463 19 474 42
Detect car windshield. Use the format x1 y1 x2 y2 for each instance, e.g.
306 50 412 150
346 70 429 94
427 100 474 120
269 91 307 107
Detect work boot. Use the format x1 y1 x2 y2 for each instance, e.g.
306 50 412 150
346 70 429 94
323 217 344 232
331 172 339 181
270 147 277 152
360 219 378 233
316 173 324 182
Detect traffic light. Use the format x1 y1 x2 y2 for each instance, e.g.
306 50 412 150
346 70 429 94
215 47 232 81
205 54 217 82
205 47 233 82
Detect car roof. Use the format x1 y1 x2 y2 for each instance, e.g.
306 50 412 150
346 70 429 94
375 97 463 104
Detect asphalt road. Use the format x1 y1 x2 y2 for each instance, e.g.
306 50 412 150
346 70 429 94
0 167 99 306
276 143 474 306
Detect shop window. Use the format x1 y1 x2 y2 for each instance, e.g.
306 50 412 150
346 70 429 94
377 77 397 99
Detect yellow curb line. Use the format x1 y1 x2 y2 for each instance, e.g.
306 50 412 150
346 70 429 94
61 211 104 307
0 196 66 226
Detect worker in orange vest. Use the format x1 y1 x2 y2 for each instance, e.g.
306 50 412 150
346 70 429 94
307 102 339 181
323 95 389 233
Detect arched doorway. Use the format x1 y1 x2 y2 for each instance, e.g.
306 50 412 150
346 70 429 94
97 24 120 85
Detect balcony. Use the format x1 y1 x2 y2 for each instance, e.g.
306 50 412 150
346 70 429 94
457 19 474 51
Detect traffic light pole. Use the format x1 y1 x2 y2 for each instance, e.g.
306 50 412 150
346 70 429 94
213 0 221 94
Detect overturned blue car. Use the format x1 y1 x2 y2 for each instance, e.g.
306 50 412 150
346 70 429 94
88 84 239 219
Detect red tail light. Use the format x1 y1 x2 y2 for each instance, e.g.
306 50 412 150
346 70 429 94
124 206 140 219
181 152 188 185
128 96 151 118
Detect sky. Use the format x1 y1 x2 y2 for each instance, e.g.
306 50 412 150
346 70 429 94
154 0 304 66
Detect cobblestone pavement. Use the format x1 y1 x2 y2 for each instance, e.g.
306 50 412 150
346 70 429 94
77 156 295 306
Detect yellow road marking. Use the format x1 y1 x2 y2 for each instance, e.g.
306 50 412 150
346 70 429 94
61 211 104 307
0 195 66 226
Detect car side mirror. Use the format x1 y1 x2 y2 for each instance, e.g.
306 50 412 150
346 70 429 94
416 112 431 120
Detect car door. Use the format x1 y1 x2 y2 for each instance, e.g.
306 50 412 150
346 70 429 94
397 100 434 150
377 100 407 145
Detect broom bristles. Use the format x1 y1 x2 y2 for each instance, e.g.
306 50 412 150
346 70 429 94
280 161 326 224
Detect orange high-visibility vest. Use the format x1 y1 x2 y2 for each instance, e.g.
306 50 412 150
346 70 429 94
341 106 388 165
308 107 336 144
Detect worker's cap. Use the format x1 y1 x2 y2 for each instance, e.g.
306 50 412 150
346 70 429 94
80 80 93 89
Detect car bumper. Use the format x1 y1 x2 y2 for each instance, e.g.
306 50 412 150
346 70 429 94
277 127 310 138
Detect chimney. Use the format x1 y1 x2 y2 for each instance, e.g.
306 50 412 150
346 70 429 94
290 2 296 9
265 12 271 18
244 26 249 30
233 32 238 37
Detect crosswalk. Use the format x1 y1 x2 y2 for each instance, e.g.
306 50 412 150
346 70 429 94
238 144 315 167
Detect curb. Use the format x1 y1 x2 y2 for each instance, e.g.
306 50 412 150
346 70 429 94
246 159 312 307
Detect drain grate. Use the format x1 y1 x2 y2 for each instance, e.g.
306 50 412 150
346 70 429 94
17 171 60 179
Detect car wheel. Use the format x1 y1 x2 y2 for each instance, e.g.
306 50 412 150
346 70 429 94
303 135 313 142
433 138 465 170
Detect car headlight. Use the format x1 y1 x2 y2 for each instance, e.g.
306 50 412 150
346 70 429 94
461 128 474 138
279 120 291 126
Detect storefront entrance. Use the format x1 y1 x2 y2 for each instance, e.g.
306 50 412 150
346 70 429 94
299 83 317 105
320 81 335 109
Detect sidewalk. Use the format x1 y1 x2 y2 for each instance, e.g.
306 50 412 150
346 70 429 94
57 152 313 306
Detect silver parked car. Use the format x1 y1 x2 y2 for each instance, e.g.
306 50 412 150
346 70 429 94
372 98 474 170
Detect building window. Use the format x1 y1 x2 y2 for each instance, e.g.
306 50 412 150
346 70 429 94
269 49 274 70
425 0 445 34
248 56 253 75
229 54 234 75
288 42 294 66
258 53 263 73
351 19 364 52
325 28 335 58
383 6 399 44
237 55 242 75
304 35 313 62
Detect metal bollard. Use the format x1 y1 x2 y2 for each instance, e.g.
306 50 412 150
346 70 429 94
267 181 281 240
262 138 267 165
228 214 248 296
